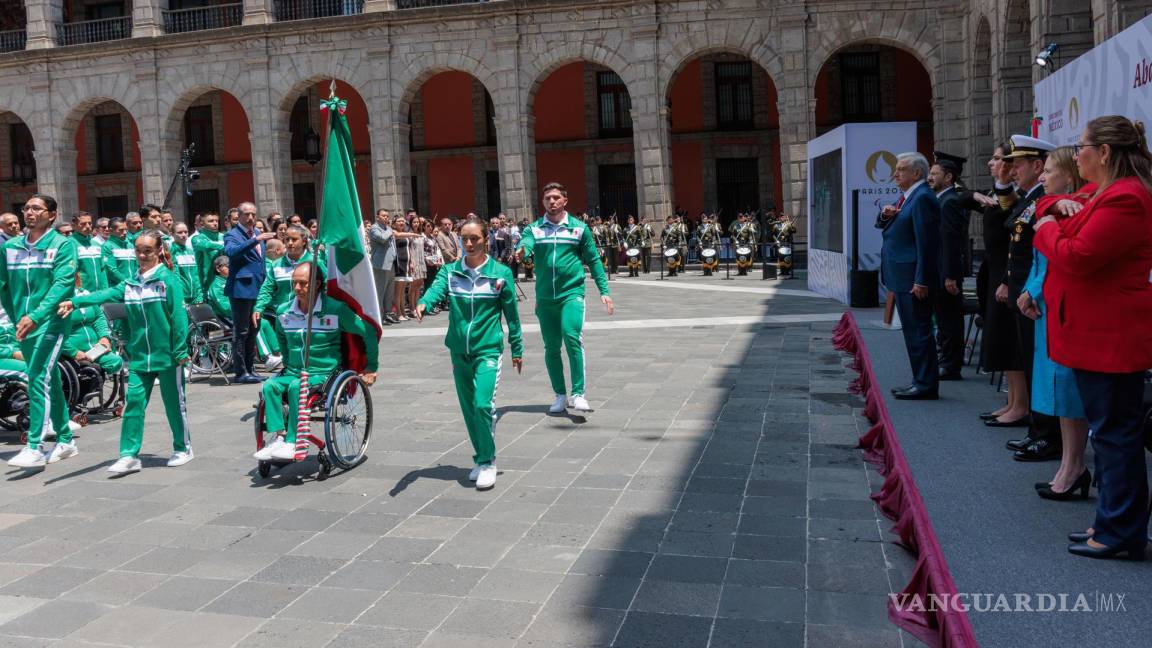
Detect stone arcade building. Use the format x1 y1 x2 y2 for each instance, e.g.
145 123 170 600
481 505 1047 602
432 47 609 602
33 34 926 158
0 0 1149 233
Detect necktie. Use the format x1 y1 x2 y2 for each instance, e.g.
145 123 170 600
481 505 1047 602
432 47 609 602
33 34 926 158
895 195 906 210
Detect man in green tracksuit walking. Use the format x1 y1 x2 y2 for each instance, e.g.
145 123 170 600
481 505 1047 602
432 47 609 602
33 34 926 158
254 262 378 462
72 212 106 291
102 218 136 286
1 194 79 468
417 217 523 490
63 231 192 475
516 182 613 414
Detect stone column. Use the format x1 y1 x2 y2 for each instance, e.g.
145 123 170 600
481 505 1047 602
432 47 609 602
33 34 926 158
245 69 291 214
132 54 169 211
491 15 533 222
31 70 73 212
776 8 812 235
629 6 672 224
243 0 276 26
936 7 970 171
132 0 167 38
366 42 406 213
24 0 63 49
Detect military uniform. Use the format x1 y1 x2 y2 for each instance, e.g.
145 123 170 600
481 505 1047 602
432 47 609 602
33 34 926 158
605 220 623 276
662 220 687 276
734 220 758 275
623 224 644 277
771 218 797 278
696 221 723 275
640 222 655 273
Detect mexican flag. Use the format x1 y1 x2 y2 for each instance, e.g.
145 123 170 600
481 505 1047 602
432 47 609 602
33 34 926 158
317 95 382 367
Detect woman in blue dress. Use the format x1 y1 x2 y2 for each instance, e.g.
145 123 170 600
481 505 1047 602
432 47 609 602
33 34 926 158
1016 146 1091 500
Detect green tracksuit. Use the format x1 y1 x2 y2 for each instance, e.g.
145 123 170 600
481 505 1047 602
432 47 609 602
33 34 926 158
74 265 190 458
0 230 77 447
262 294 380 443
418 256 523 465
192 230 225 293
254 252 323 358
73 233 106 292
101 235 136 286
0 319 28 381
517 213 610 397
169 241 203 304
61 291 124 376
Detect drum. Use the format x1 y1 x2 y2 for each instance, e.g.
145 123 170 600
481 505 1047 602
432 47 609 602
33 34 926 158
778 246 792 256
663 248 679 258
701 248 716 259
735 246 752 256
626 248 641 258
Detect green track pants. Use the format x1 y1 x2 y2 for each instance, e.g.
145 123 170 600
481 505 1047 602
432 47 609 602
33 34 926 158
535 296 586 397
21 334 72 448
256 317 280 358
262 372 326 443
451 353 501 465
120 367 190 457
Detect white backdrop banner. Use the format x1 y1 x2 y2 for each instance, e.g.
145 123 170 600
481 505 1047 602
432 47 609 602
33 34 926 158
1035 16 1152 145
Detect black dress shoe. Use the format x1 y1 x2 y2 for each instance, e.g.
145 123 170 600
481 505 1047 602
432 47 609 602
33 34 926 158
1068 530 1093 542
890 384 914 395
1007 436 1038 451
236 374 264 385
1068 540 1146 561
892 386 939 400
980 411 1005 421
985 416 1030 428
1013 439 1062 462
938 371 963 381
1037 469 1092 500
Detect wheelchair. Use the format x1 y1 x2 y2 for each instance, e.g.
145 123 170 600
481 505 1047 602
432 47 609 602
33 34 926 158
253 368 373 480
0 376 29 441
58 356 127 426
186 303 234 384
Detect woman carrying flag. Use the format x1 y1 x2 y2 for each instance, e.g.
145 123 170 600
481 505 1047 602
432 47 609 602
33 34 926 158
416 217 523 490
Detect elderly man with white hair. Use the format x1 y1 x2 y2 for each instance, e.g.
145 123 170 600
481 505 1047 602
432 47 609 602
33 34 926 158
875 151 942 400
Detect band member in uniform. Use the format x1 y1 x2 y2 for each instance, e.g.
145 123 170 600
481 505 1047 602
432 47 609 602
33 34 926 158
771 213 798 278
640 217 655 273
2 195 80 468
661 215 683 276
515 183 613 414
696 213 723 276
590 216 609 278
605 215 623 277
59 230 193 475
734 213 759 275
929 152 970 380
623 215 644 277
416 217 523 491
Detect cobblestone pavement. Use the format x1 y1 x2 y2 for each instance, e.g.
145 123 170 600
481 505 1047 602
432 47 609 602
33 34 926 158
0 272 914 648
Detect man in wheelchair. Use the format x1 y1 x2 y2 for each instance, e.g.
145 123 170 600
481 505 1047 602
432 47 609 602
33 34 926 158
254 262 377 461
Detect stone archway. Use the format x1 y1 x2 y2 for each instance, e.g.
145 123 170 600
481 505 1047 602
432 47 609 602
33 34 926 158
63 98 144 219
0 109 36 215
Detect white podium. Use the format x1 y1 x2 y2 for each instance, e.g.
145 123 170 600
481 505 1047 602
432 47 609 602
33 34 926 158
806 122 916 304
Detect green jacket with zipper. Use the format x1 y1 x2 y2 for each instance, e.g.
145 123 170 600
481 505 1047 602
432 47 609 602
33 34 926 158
101 235 136 286
0 229 78 339
418 256 524 359
61 289 113 358
74 264 189 372
73 232 106 291
192 230 225 292
272 294 380 378
516 213 610 303
169 240 204 304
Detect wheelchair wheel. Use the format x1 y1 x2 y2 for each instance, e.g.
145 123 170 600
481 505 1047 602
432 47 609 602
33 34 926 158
188 323 231 376
324 370 372 470
99 368 126 413
58 359 81 410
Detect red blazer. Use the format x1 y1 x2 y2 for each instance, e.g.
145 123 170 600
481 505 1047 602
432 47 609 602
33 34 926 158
1034 176 1152 372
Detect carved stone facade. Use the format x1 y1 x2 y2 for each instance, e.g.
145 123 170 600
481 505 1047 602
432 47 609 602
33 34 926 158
0 0 1148 232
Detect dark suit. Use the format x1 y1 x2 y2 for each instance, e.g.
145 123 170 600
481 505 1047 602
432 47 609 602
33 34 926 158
223 224 267 376
933 186 970 374
1003 184 1059 445
876 181 941 391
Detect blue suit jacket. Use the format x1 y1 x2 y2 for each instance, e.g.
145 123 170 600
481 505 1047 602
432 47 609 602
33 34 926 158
222 224 266 300
877 182 941 293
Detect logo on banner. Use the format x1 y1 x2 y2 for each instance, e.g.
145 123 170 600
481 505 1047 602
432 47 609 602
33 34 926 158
865 151 898 183
1068 97 1081 130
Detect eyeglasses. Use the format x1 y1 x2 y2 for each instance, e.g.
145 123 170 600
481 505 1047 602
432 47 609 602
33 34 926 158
21 205 45 213
1072 143 1100 155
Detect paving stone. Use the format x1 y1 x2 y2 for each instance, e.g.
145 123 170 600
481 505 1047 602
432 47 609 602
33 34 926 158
354 591 462 630
631 580 722 616
614 611 713 648
439 598 540 639
202 581 306 617
132 576 238 611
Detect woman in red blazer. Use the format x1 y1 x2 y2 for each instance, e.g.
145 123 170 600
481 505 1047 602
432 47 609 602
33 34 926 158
1033 115 1152 560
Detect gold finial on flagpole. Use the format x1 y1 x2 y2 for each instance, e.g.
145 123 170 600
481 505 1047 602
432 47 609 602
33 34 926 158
329 79 337 99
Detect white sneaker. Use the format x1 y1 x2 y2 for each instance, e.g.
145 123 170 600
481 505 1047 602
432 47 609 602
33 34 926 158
253 439 280 461
264 354 283 371
67 420 82 433
8 447 47 468
167 450 194 467
570 395 592 412
47 442 78 464
108 456 142 475
269 439 298 461
468 464 481 482
475 464 497 490
548 394 568 414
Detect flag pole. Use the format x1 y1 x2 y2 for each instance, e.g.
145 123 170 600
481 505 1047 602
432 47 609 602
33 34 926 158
295 79 338 461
